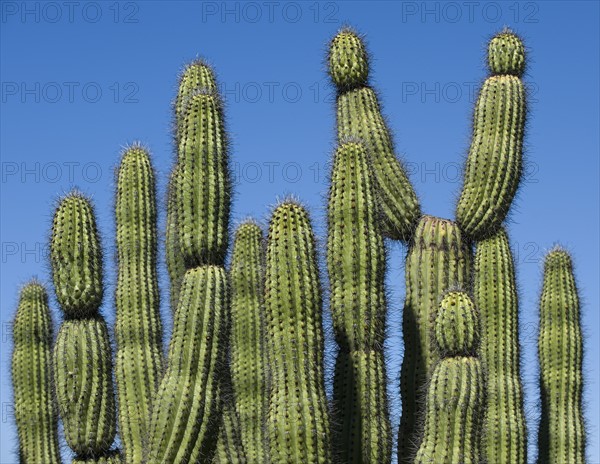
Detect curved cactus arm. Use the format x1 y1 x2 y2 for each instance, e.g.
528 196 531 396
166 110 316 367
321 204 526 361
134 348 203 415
327 141 391 463
230 221 268 462
264 201 332 464
456 30 526 240
537 248 586 463
50 193 119 462
114 145 163 464
12 282 62 464
328 28 420 241
414 291 484 464
398 216 471 463
475 228 527 463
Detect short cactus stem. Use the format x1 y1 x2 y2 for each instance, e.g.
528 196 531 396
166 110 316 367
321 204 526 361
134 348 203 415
475 228 527 463
537 248 586 463
265 201 332 463
414 291 484 464
11 282 62 464
398 215 471 463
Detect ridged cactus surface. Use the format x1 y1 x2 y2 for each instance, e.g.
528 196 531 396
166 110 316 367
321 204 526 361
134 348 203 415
265 202 332 463
456 30 526 240
538 249 586 463
327 141 391 463
329 28 420 241
398 216 471 462
114 145 163 464
11 282 62 464
414 291 484 464
230 221 268 462
475 228 527 463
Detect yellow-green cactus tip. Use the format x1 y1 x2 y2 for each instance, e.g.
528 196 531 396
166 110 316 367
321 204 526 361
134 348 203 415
436 291 479 355
329 28 369 90
488 30 525 76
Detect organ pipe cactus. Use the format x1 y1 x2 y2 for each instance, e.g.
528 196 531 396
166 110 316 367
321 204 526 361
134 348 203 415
475 228 527 463
327 141 391 463
11 282 61 464
114 145 163 464
414 291 484 464
264 201 332 463
50 193 119 462
538 248 586 463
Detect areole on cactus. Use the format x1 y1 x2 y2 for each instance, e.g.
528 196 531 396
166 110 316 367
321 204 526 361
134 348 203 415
9 24 588 464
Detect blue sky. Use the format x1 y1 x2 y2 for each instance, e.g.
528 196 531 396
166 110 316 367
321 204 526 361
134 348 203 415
1 1 598 463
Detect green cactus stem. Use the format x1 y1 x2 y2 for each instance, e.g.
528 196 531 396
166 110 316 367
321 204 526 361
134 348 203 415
11 282 62 464
214 371 248 464
398 215 471 463
230 221 268 463
414 291 484 464
114 145 163 464
166 166 186 311
264 201 332 463
475 228 526 463
327 141 391 463
72 450 122 464
456 30 526 240
538 248 586 463
328 28 420 241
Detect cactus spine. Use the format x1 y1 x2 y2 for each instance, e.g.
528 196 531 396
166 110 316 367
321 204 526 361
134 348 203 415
398 216 471 462
456 30 526 240
12 282 62 464
538 248 586 463
114 145 163 464
265 202 332 463
475 228 527 463
329 28 420 241
230 221 268 462
327 141 391 463
414 291 484 464
50 193 119 462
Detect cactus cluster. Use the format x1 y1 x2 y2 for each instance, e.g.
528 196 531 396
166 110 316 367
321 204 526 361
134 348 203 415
10 24 588 464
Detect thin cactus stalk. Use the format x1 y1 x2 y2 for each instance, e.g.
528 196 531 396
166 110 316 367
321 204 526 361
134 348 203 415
414 291 484 464
50 193 119 462
328 28 420 241
327 141 391 462
475 228 526 463
230 221 268 463
165 166 186 311
456 30 526 241
11 282 61 464
398 215 471 463
538 248 586 463
264 201 332 463
114 145 163 464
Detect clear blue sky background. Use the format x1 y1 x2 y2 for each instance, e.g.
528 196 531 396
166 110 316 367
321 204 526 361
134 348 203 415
1 1 598 463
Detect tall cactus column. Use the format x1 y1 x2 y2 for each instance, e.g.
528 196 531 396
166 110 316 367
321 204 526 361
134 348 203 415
50 193 119 463
398 216 470 463
328 28 420 241
475 228 526 463
327 141 391 463
12 282 62 464
538 248 586 463
265 202 332 463
414 291 484 464
114 145 163 464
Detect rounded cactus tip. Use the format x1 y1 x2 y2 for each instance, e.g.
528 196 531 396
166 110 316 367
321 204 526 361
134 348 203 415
19 280 47 301
435 290 479 356
544 246 573 269
328 27 369 90
121 142 149 159
488 29 525 76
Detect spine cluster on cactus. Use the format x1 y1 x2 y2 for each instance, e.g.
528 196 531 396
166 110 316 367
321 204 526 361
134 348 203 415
538 248 586 464
50 193 119 462
414 291 484 464
11 283 62 464
327 141 391 463
329 28 421 241
264 202 332 463
475 228 527 463
114 145 164 464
